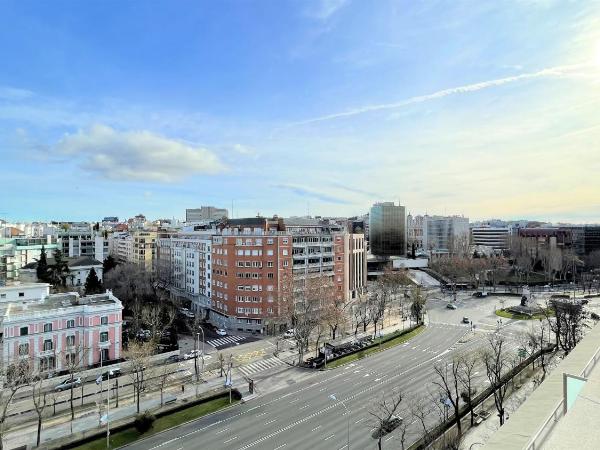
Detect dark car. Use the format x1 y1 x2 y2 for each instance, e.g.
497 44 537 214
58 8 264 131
101 368 122 380
164 354 182 364
473 292 488 298
372 416 403 438
462 317 470 324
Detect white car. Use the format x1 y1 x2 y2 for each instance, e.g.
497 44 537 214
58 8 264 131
283 329 295 338
216 328 227 336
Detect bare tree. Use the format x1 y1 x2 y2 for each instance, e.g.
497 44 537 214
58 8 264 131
545 298 583 354
0 360 33 450
482 334 510 426
62 345 89 421
354 291 372 334
432 357 463 436
410 285 429 325
370 289 389 338
369 390 403 450
322 295 348 341
125 340 155 413
409 396 433 445
457 353 479 426
31 374 48 447
155 365 173 407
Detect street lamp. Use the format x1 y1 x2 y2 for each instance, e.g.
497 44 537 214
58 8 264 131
197 329 205 381
329 394 350 449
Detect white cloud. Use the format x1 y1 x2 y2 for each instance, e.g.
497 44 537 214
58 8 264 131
286 63 592 127
306 0 349 20
0 86 34 100
56 124 226 182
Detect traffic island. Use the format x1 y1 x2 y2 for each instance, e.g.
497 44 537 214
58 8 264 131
324 325 425 369
495 308 553 320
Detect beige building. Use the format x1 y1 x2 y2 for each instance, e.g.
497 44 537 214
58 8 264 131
110 230 157 271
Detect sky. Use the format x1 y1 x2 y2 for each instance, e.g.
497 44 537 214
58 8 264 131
1 0 600 223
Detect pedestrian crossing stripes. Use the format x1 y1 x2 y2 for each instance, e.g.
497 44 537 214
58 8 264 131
237 357 285 377
207 335 246 348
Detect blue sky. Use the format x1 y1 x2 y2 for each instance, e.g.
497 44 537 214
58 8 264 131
1 0 599 222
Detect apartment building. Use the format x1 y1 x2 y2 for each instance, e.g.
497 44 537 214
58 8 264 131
470 225 510 250
109 230 157 271
0 283 123 372
156 232 212 316
186 206 228 222
58 227 109 262
0 236 59 283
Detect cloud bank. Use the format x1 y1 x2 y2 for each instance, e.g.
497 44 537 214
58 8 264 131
56 124 226 182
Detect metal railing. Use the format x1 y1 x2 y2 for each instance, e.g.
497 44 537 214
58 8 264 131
526 344 600 449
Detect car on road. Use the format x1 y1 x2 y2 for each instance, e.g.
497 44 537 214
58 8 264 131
372 415 403 438
472 292 488 298
55 377 82 391
446 303 457 310
164 355 182 364
100 368 122 381
183 350 201 360
462 317 470 324
216 328 227 336
283 329 295 338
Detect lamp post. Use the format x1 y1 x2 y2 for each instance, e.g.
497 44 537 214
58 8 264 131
197 328 205 382
329 394 350 449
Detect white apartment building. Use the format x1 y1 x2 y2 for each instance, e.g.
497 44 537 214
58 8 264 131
470 226 510 250
58 227 109 262
186 206 228 222
156 232 212 317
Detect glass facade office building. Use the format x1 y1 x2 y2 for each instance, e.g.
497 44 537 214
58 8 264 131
369 202 406 257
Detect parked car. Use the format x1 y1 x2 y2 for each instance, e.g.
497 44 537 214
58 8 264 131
372 415 403 438
164 355 182 364
581 299 589 305
462 317 470 324
216 328 227 336
472 292 488 298
283 329 295 338
446 303 457 310
55 377 82 391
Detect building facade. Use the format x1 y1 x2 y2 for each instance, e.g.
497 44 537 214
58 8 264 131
470 226 510 250
110 230 157 271
1 283 123 373
369 202 406 257
186 206 228 222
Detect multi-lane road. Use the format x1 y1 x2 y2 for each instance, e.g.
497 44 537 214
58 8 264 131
125 322 469 450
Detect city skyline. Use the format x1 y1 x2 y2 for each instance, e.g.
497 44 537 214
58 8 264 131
1 1 600 222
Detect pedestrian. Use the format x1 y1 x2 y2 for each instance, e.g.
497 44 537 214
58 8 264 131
181 384 185 393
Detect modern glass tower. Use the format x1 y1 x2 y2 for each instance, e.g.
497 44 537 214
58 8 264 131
369 202 406 257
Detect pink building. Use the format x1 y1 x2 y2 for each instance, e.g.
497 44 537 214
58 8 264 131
1 283 123 373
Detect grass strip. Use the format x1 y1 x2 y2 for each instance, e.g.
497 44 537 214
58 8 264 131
72 396 237 450
326 325 425 369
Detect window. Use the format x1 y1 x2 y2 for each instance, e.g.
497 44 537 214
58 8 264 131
19 326 28 336
44 323 52 333
267 250 274 256
283 238 288 244
267 261 274 268
18 343 29 356
0 294 5 299
267 238 273 244
18 292 24 297
282 249 288 256
267 273 274 279
43 339 53 351
101 316 108 325
66 335 75 347
100 332 109 343
283 261 289 267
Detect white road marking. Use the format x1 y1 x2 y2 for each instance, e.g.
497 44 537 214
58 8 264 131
274 445 287 450
216 428 229 434
257 412 268 417
324 434 335 441
300 404 310 410
312 425 321 432
223 436 238 444
355 418 366 424
265 419 277 425
289 398 300 404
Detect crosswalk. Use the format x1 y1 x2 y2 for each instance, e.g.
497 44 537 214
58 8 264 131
237 357 286 377
207 335 246 349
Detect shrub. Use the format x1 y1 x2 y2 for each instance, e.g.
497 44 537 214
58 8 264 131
134 411 156 433
591 312 600 321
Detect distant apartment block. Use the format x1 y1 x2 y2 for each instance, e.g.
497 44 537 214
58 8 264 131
0 283 123 373
109 230 157 271
186 206 228 222
58 226 109 262
0 236 59 283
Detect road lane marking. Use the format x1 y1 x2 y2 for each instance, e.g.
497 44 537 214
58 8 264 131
324 434 335 441
289 398 300 404
312 425 321 432
354 418 365 424
216 428 229 434
257 412 268 417
274 445 287 450
265 419 277 425
224 436 238 444
300 404 310 410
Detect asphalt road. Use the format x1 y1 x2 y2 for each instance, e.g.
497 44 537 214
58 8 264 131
124 323 468 450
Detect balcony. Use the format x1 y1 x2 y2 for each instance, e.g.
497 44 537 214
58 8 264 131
39 348 55 357
98 339 111 348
